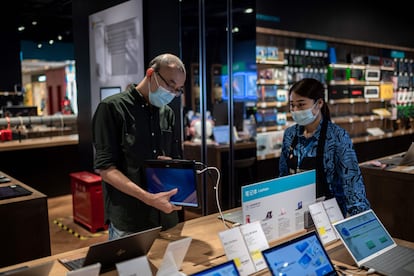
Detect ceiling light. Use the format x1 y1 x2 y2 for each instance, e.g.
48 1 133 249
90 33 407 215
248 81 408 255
37 43 42 48
49 40 54 45
244 8 253 14
32 21 37 26
18 26 25 32
57 35 63 41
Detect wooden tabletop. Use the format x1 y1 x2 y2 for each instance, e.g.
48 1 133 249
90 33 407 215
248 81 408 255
0 207 413 275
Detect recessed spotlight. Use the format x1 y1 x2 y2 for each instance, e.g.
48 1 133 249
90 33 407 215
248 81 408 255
49 40 54 45
57 35 63 41
18 26 25 32
37 43 42 48
244 8 253 14
32 21 37 26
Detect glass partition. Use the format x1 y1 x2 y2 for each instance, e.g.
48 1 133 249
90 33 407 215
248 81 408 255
180 0 256 215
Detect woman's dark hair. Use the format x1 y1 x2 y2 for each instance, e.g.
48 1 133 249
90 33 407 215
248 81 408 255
289 78 331 120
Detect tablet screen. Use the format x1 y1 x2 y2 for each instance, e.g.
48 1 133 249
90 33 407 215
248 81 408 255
143 160 198 207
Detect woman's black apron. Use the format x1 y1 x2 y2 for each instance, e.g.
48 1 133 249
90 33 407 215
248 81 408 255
287 119 332 199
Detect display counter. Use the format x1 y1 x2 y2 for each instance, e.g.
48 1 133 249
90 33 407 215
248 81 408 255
0 135 81 197
1 207 413 275
360 152 414 242
0 134 78 152
0 171 51 267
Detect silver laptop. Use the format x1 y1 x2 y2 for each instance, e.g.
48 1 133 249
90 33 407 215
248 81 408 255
379 142 414 166
218 209 244 225
190 259 240 276
332 209 414 275
262 231 338 276
0 261 54 276
59 226 161 273
212 125 242 145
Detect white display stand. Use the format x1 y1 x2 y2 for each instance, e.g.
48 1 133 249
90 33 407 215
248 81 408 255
218 221 269 276
116 256 152 276
308 197 344 245
156 237 192 276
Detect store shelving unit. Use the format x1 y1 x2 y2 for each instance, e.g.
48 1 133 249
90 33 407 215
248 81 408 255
255 27 414 161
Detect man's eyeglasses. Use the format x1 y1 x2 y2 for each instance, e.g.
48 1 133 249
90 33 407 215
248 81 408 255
156 72 183 97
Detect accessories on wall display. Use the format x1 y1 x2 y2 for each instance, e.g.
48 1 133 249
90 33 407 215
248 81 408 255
365 55 381 66
364 86 380 99
379 83 394 100
365 68 381 81
328 85 350 100
349 86 364 98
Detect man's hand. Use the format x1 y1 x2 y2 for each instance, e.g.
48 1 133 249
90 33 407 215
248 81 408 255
148 188 182 213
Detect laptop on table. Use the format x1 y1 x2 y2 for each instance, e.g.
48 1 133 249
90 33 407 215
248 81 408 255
379 142 414 167
332 209 414 276
59 226 162 273
262 230 338 276
190 259 240 276
0 261 54 276
212 125 242 145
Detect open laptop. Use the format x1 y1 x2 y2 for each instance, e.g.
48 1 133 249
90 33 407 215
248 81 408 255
59 226 162 273
0 261 54 276
0 184 32 200
261 230 338 276
218 209 244 225
212 125 242 145
332 209 414 275
379 142 414 166
190 259 240 276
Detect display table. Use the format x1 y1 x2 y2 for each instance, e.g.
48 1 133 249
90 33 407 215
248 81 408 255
0 135 81 197
0 134 78 152
360 152 414 242
0 171 51 267
1 207 413 275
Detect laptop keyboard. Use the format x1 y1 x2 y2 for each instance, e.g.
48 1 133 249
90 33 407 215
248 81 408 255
364 246 414 273
61 257 85 271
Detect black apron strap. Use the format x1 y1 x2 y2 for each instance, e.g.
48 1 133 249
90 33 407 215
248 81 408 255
316 118 330 198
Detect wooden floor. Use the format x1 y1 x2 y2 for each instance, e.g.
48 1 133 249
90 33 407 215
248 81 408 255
47 194 108 255
47 194 201 255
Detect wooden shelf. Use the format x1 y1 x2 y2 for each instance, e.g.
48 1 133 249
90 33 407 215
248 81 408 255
328 98 387 105
256 101 288 108
352 129 414 144
331 114 391 124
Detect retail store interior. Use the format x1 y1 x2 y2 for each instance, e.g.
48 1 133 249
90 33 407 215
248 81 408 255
1 0 414 274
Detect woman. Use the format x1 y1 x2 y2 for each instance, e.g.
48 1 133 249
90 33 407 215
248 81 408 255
279 78 370 216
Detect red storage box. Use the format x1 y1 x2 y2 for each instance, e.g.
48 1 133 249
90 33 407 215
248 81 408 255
70 171 107 233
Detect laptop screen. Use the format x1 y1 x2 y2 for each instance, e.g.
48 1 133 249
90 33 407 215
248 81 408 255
332 209 396 266
262 231 337 276
143 159 198 207
212 125 240 145
399 142 414 166
190 260 240 276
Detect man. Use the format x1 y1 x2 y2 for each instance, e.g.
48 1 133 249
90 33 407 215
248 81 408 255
92 53 186 240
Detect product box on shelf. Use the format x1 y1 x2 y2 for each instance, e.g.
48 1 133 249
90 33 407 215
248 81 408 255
70 171 107 233
266 46 279 61
256 46 267 61
379 83 394 100
328 85 350 100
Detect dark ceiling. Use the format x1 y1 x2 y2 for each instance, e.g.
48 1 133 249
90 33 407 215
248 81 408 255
15 0 73 43
13 0 255 44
